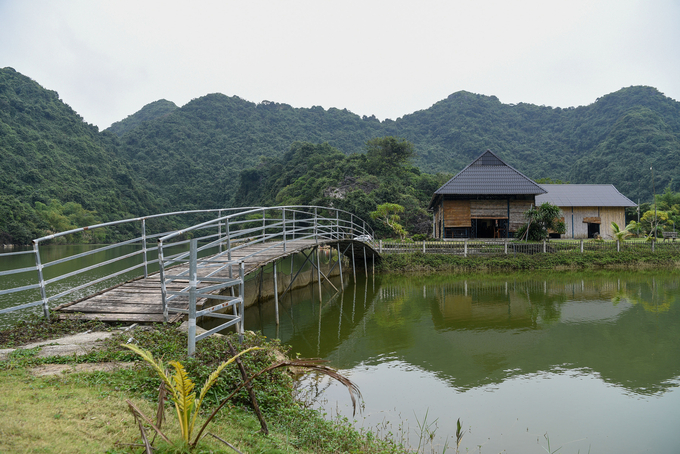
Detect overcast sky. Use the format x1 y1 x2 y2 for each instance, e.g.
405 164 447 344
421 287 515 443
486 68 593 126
1 0 679 130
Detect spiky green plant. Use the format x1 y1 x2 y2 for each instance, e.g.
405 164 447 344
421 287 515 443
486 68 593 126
122 343 260 446
611 221 633 242
122 343 362 452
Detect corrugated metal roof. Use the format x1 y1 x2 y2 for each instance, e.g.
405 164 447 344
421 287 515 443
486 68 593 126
434 150 547 195
536 184 637 207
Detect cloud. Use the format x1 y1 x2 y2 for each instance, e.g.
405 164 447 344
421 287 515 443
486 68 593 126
1 0 678 129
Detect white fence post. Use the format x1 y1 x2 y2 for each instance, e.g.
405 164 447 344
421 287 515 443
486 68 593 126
580 239 584 253
464 239 468 257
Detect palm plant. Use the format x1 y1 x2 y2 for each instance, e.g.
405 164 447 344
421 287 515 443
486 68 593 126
611 221 632 242
122 343 361 452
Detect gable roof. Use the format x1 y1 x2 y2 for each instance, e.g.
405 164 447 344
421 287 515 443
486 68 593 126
536 184 637 207
433 150 547 197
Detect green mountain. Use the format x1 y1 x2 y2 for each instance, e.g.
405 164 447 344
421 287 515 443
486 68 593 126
107 99 178 136
0 67 163 243
112 94 385 210
2 65 679 243
114 86 680 211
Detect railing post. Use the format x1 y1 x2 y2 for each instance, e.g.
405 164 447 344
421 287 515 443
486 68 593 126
141 218 148 278
423 241 426 253
239 261 245 341
504 239 508 255
262 209 266 240
274 260 279 325
226 218 231 261
652 239 655 253
218 209 223 253
316 247 322 302
188 239 198 357
464 239 468 257
580 239 584 253
282 208 287 252
617 240 620 252
159 239 169 322
292 210 296 240
363 246 368 278
351 243 357 283
314 207 318 243
33 241 49 319
336 210 339 240
337 243 344 288
379 240 383 253
543 240 546 253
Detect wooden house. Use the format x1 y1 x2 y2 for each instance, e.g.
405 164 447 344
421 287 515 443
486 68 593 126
428 150 547 239
536 184 637 239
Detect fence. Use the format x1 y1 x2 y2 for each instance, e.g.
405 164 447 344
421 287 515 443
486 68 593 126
0 208 260 320
377 239 680 256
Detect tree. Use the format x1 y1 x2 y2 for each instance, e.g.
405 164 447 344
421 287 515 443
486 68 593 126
370 203 407 239
515 202 566 241
611 221 633 242
365 137 415 175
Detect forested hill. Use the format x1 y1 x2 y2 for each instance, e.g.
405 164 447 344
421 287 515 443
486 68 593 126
0 67 163 244
115 85 680 208
2 65 680 243
399 87 680 200
107 99 178 136
112 94 385 209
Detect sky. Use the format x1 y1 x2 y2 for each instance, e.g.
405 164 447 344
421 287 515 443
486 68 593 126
1 0 679 130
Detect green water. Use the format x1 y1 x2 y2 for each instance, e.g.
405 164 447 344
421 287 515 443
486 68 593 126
247 270 680 454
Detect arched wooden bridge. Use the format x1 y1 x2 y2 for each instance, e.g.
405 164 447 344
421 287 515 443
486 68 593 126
1 206 379 352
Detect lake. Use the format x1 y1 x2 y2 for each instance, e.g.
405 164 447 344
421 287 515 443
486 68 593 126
3 246 680 453
246 270 680 454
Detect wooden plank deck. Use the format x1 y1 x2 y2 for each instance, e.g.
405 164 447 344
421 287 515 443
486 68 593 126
55 239 375 323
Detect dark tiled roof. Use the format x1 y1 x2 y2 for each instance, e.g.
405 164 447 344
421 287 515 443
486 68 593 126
434 150 547 196
536 184 637 207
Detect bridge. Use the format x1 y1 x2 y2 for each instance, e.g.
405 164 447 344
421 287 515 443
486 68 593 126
0 206 379 353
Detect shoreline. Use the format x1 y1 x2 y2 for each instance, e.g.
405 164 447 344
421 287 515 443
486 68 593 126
376 249 680 274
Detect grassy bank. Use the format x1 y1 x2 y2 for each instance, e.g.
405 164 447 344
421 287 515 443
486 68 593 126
377 249 680 273
0 318 407 454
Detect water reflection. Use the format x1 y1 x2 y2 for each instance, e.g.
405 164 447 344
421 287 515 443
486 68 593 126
248 270 680 453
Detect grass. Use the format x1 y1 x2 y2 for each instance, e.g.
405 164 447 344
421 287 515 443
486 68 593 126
377 248 680 273
0 368 318 454
0 319 409 454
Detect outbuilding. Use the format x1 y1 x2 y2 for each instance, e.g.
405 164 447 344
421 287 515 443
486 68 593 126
428 150 547 239
536 184 637 239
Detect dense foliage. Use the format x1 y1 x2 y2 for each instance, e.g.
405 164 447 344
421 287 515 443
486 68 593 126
0 68 164 243
106 99 178 136
2 66 680 243
236 139 449 237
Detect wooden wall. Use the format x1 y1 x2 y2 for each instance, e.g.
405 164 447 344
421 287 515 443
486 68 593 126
560 207 626 239
470 200 507 218
509 200 533 232
443 200 471 227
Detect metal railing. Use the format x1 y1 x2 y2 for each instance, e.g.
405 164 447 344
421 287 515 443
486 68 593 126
153 206 374 354
377 238 678 256
157 206 374 312
0 206 375 328
0 208 258 319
